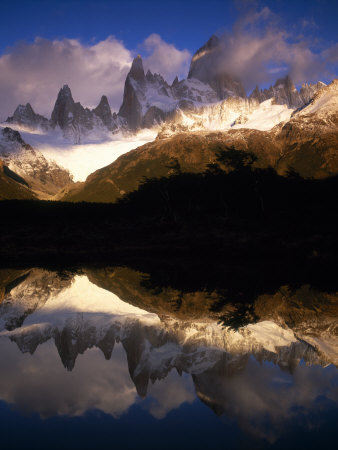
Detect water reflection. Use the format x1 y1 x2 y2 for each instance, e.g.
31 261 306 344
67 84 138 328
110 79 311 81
0 267 337 447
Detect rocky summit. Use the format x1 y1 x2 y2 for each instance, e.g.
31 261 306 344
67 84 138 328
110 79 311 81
4 34 334 144
6 103 49 130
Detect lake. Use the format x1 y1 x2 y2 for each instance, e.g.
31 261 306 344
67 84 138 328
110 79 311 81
0 267 337 449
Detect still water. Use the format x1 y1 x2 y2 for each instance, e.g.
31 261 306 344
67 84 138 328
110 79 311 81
0 267 337 449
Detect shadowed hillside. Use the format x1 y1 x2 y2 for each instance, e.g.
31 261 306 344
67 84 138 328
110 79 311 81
1 154 337 266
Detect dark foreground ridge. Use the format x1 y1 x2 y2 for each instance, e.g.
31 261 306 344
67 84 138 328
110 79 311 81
1 156 337 271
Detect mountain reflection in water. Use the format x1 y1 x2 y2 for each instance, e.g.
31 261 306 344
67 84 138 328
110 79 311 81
0 267 337 449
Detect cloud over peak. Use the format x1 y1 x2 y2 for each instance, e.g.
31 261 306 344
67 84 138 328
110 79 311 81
0 35 191 120
210 6 332 90
0 7 336 121
142 34 191 82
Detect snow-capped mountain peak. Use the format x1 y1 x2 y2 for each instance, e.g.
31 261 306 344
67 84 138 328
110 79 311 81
2 35 334 151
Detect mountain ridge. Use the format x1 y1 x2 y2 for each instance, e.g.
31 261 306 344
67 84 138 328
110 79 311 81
4 34 329 141
60 79 338 203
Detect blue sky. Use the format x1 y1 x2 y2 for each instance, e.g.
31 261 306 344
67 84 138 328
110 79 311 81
1 0 337 56
0 0 337 118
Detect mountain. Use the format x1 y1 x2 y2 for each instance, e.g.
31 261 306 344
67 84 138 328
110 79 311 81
60 79 338 203
3 34 329 142
1 269 334 441
5 86 123 144
188 34 247 99
92 95 124 131
160 75 326 136
0 268 73 331
85 266 338 367
118 54 220 131
249 76 325 109
50 84 116 143
0 126 73 198
6 103 49 130
0 270 336 384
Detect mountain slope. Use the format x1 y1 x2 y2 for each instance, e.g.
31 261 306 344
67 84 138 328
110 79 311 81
0 127 73 198
0 159 36 200
61 80 338 203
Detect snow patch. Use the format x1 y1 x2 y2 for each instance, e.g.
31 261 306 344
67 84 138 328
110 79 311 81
232 99 294 131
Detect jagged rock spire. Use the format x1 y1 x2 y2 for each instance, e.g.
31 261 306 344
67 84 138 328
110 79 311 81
93 95 113 128
118 56 146 130
58 84 73 99
51 84 76 129
172 76 179 86
94 95 110 111
129 55 145 82
249 75 305 108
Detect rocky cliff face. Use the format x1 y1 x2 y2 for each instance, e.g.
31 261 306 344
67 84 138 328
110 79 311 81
92 95 114 128
118 55 220 131
0 126 73 197
50 85 112 143
119 56 147 130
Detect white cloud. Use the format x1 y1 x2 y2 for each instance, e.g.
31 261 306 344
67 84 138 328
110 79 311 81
0 34 192 121
210 7 333 90
0 19 335 122
142 33 191 83
0 36 133 120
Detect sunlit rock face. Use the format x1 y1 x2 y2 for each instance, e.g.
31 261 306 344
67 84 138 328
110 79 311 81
0 126 73 196
63 78 338 203
0 158 36 200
